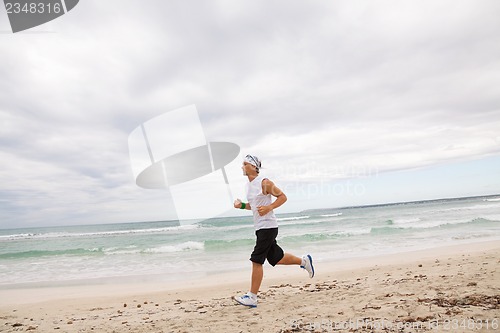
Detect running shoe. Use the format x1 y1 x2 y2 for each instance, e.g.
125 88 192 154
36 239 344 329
234 294 257 308
301 254 315 278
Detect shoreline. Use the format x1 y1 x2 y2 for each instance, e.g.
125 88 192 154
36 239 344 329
0 240 500 298
1 240 499 307
3 237 499 290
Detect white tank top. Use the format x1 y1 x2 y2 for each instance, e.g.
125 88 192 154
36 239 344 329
246 175 278 230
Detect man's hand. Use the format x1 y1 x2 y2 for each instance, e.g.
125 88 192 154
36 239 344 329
257 205 272 216
234 199 242 209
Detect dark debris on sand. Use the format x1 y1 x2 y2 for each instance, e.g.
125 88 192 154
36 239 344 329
418 294 500 309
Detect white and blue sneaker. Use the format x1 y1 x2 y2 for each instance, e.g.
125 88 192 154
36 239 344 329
234 293 257 308
301 254 315 278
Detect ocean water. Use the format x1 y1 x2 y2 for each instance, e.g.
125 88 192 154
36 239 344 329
1 195 499 288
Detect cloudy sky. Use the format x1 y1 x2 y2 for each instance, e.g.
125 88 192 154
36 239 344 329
1 0 500 228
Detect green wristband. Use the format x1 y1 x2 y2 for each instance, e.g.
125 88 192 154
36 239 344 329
240 202 246 209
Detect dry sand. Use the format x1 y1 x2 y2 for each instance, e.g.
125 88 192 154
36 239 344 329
1 240 499 332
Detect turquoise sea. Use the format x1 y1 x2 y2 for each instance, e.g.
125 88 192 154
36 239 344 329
1 195 499 288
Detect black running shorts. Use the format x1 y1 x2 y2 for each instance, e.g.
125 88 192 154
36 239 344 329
250 228 284 266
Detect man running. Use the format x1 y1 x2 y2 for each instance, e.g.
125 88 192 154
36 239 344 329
233 154 314 308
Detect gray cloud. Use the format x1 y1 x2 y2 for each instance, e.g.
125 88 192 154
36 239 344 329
1 0 499 227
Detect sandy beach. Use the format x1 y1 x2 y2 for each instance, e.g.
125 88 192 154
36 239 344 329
1 240 499 332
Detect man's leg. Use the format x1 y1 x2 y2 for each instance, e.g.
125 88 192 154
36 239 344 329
277 252 315 278
250 261 263 294
276 253 301 265
234 262 261 307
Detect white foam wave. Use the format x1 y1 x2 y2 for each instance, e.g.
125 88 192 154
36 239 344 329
201 223 253 233
0 233 35 240
319 213 343 217
390 217 495 230
484 198 500 202
144 241 205 254
452 233 492 240
279 216 346 228
0 225 199 241
277 216 310 221
102 246 140 255
437 203 500 213
334 229 371 236
392 217 421 225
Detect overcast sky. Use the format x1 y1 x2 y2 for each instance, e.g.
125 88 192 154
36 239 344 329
1 0 500 228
